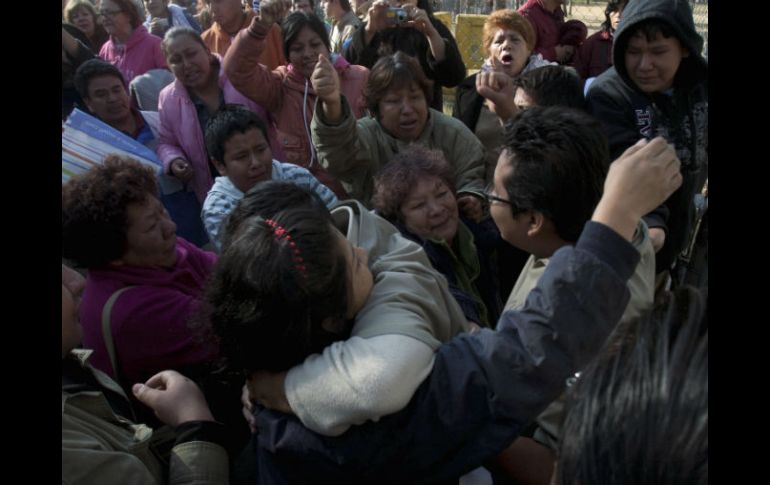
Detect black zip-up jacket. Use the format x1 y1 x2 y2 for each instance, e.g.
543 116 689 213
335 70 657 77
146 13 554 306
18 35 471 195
586 0 708 274
343 19 466 111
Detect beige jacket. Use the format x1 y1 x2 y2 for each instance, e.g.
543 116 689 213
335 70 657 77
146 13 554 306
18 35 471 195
504 221 656 450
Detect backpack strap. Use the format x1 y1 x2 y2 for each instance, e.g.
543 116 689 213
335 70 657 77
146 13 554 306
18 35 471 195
101 286 135 383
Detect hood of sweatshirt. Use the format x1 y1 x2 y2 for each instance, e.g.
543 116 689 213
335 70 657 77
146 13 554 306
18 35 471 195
613 0 707 91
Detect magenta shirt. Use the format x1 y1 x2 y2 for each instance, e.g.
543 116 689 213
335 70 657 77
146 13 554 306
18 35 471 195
79 238 218 388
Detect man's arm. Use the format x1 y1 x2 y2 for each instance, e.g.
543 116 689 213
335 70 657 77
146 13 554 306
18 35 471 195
223 15 285 113
252 136 682 482
252 220 641 482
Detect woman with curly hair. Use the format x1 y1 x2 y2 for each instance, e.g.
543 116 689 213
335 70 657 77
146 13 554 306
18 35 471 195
61 155 218 422
372 146 502 327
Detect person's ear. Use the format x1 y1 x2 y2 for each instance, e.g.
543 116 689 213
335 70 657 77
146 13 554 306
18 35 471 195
527 210 546 237
82 96 94 113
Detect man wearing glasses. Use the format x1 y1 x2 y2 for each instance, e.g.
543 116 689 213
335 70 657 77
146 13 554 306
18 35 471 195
236 103 680 483
480 103 657 478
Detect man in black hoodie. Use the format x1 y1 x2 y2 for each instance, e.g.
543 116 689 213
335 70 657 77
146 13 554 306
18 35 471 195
586 0 707 290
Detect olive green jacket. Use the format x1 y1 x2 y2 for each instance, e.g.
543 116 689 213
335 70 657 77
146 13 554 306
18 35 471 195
312 96 485 207
62 350 229 484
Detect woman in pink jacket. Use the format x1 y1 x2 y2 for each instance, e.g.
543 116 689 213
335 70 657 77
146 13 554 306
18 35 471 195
224 5 369 199
98 0 168 83
157 27 283 203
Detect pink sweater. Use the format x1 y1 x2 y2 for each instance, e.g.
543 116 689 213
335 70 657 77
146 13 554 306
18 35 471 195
157 55 283 203
99 25 168 83
224 18 369 198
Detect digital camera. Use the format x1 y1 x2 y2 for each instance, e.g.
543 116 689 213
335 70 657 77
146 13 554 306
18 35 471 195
385 7 408 26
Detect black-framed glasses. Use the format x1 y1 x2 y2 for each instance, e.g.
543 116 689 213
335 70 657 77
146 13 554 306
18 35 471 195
97 9 123 17
484 183 512 206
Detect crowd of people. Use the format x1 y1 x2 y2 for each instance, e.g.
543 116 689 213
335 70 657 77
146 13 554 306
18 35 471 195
62 0 708 483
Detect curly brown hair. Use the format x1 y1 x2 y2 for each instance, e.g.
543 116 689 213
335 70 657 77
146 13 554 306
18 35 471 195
372 145 456 223
364 52 434 118
482 9 536 58
62 155 159 268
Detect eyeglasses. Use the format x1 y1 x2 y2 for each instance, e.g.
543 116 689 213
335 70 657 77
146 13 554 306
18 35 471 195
484 183 512 206
97 9 123 17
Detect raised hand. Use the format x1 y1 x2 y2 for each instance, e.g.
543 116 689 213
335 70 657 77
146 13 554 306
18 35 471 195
311 53 341 104
404 5 434 35
593 137 682 241
148 17 169 37
365 0 391 41
476 70 517 123
312 53 344 121
257 0 287 27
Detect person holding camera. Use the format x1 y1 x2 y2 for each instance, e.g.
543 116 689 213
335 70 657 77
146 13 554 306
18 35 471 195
343 0 465 111
143 0 202 38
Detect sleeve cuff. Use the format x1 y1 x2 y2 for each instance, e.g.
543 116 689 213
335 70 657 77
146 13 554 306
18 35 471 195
315 95 351 127
174 421 228 448
642 213 667 231
247 18 269 38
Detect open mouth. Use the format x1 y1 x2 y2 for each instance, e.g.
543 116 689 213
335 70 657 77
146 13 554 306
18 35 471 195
500 53 513 64
249 168 267 182
400 119 418 132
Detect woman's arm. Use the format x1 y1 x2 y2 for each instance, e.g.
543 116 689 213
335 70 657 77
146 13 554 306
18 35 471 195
283 334 435 436
156 89 192 178
223 17 285 113
415 16 467 88
311 95 372 189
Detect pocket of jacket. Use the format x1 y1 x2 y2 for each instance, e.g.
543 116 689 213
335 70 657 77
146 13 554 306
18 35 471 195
275 129 306 166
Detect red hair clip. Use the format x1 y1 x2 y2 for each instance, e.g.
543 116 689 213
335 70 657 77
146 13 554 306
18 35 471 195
265 219 307 279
